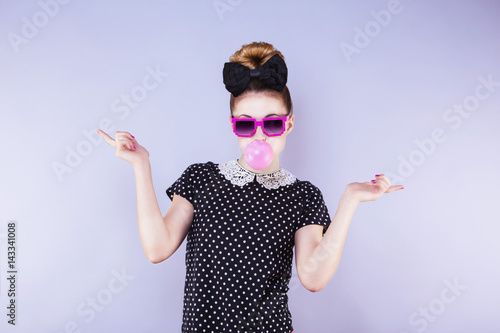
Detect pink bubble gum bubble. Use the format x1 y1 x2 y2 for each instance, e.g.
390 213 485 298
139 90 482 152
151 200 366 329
244 140 273 170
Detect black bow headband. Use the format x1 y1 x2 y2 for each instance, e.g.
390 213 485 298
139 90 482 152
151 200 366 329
222 54 288 97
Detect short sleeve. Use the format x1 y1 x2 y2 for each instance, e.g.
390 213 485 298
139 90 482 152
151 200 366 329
295 183 331 235
166 164 197 205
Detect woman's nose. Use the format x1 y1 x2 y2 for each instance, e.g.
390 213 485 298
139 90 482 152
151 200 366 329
253 124 267 139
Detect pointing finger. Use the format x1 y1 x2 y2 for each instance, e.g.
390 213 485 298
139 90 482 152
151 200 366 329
385 185 405 193
97 129 116 148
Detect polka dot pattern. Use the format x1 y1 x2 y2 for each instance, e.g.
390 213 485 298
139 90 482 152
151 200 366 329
166 161 331 332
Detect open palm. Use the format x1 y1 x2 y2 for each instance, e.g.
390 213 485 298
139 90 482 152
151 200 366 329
346 174 404 203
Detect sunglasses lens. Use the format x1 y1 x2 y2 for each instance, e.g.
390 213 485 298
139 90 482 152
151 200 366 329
263 119 284 135
234 120 255 136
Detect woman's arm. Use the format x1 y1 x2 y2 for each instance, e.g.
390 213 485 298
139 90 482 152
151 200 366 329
295 174 403 292
98 129 193 264
134 159 194 264
295 191 358 292
133 159 167 262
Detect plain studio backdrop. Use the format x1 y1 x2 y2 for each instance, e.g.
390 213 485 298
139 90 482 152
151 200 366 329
1 0 499 332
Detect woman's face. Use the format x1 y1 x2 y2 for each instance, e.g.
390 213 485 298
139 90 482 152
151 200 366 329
229 92 294 173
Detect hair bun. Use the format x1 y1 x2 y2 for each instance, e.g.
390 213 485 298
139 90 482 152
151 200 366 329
229 41 285 69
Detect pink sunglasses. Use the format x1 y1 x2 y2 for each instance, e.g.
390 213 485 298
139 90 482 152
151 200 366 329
231 115 290 137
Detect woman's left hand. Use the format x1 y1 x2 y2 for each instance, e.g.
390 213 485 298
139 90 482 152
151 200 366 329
345 174 404 204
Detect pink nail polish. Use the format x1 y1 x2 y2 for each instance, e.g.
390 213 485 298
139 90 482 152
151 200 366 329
375 174 380 177
401 186 404 189
371 180 376 184
131 135 135 138
133 145 136 149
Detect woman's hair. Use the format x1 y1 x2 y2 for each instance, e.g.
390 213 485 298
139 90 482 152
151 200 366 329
228 42 293 116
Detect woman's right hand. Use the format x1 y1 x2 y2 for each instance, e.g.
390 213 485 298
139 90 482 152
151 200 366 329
97 129 150 166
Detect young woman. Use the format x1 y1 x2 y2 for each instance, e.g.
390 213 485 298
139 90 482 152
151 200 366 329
98 42 403 332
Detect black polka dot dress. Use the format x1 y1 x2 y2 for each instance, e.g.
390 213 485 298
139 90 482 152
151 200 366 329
166 159 331 332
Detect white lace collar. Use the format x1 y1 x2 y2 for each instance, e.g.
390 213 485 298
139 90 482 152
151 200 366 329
217 159 297 190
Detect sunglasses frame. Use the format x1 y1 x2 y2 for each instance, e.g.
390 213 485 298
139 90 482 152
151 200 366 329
231 115 290 137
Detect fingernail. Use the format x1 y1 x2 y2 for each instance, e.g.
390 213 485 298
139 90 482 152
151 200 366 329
133 145 136 149
371 180 376 184
401 186 404 189
375 174 380 177
131 135 135 138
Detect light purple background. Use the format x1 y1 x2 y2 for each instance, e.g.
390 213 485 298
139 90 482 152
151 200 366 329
1 0 499 332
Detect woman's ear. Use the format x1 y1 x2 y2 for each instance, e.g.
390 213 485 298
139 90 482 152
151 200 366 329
286 115 295 133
